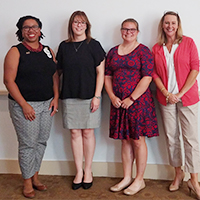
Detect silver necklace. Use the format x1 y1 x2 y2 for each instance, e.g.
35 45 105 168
73 41 84 52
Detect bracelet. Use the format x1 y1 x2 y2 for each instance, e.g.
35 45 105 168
129 96 135 102
94 96 101 99
160 87 165 93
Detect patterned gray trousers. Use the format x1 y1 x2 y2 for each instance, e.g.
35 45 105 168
9 99 53 179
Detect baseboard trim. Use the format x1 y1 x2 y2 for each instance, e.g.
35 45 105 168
0 160 192 181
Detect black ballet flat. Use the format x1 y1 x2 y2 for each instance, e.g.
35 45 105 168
72 182 82 190
82 181 93 190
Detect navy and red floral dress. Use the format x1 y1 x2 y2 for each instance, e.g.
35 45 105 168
105 44 159 140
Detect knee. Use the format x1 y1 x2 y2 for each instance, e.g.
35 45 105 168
132 137 146 149
82 129 94 139
122 139 131 147
18 138 36 150
70 129 82 140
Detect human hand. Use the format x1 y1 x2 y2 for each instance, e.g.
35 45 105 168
111 96 122 108
168 93 179 104
175 92 183 100
22 103 36 121
91 97 100 113
121 97 134 109
49 98 59 116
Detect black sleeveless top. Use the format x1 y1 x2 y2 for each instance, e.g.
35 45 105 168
9 43 56 101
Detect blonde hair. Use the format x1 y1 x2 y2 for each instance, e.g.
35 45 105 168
66 11 92 43
157 11 183 45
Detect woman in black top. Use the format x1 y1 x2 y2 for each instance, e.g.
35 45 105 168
4 16 59 198
56 11 105 190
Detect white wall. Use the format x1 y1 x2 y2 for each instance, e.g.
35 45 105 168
0 0 200 173
1 0 200 91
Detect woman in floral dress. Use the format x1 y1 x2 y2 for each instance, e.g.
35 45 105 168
105 18 158 196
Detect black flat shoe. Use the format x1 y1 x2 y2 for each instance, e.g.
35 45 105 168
72 182 82 190
82 181 93 189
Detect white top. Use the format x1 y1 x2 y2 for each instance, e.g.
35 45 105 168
163 44 179 94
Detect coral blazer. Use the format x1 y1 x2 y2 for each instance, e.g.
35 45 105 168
152 36 199 106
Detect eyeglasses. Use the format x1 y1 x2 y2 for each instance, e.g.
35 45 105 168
73 21 86 26
121 28 137 33
22 25 40 32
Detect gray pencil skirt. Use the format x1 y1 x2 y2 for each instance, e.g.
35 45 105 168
62 98 101 129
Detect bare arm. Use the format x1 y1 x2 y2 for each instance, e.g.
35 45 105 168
153 76 166 92
121 76 152 109
91 59 105 113
154 70 199 104
130 76 152 100
104 75 122 108
153 76 178 104
4 47 36 121
49 48 59 116
176 69 199 99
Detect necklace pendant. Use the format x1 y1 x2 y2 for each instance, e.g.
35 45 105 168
73 41 84 52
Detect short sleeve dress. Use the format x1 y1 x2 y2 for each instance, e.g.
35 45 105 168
105 44 159 140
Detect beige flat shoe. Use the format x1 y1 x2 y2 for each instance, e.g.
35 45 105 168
110 179 133 192
123 180 145 196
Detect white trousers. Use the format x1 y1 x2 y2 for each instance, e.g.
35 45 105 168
159 102 200 173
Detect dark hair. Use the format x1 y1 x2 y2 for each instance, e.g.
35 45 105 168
66 10 92 43
15 15 44 41
157 11 183 45
121 18 139 31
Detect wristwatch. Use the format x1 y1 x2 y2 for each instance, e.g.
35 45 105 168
129 96 135 102
94 96 101 99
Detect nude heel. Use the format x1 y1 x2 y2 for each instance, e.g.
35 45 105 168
187 179 200 200
169 170 185 192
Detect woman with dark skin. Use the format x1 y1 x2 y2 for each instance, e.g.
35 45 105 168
4 16 59 198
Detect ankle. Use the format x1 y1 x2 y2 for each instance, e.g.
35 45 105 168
177 170 184 175
23 182 33 192
174 170 184 180
129 179 144 186
74 171 83 183
117 177 132 186
83 172 93 182
133 177 144 182
191 179 200 189
123 176 132 181
175 168 183 175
